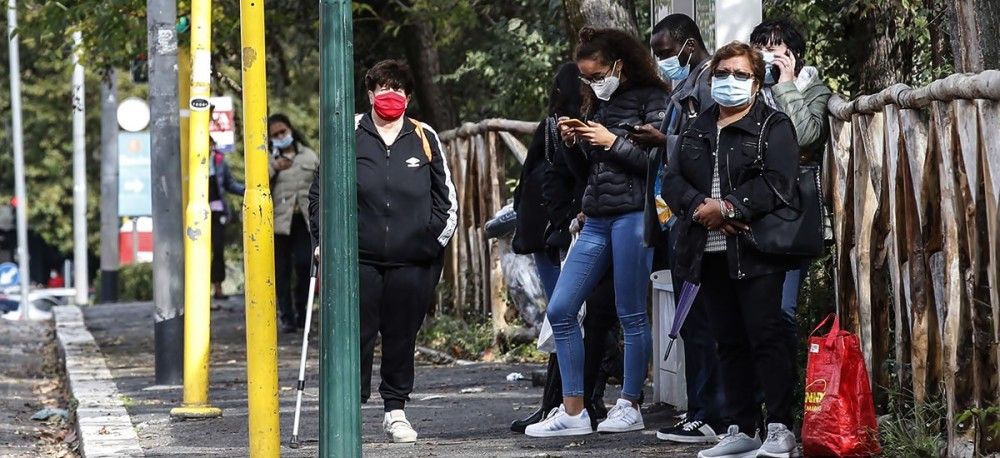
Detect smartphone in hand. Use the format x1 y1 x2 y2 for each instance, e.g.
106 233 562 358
558 118 588 129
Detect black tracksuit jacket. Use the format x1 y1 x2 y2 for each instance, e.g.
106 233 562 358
308 113 458 266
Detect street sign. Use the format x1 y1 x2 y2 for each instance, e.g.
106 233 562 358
118 132 152 216
0 262 19 287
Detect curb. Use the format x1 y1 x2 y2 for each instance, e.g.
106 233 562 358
53 305 145 457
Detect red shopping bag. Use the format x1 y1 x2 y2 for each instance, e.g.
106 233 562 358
802 314 880 457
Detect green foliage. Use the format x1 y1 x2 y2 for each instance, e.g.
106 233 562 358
440 13 567 121
94 263 153 302
764 0 953 97
955 405 1000 454
417 314 493 360
879 384 946 457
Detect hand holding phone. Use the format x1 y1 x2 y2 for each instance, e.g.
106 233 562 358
557 116 582 145
558 118 588 129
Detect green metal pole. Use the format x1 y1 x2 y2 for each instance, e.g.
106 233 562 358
319 1 360 457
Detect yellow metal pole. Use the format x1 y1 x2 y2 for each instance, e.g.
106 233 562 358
239 0 280 454
170 0 221 420
178 48 191 211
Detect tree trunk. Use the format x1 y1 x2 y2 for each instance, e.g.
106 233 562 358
562 0 640 49
843 8 915 95
403 20 457 130
947 0 1000 72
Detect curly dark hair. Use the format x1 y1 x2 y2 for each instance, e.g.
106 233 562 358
574 27 670 115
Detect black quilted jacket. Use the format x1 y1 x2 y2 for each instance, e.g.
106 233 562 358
564 85 669 217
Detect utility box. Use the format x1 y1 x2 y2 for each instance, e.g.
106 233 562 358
651 270 687 409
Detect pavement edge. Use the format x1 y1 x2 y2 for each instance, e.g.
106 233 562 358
53 305 145 457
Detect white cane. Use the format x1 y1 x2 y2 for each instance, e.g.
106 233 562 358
289 256 318 449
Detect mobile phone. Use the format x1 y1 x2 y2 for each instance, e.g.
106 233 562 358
558 118 588 129
618 122 642 133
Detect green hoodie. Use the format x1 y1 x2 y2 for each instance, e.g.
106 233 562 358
770 66 833 164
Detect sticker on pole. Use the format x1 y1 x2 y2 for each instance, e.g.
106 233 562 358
190 97 211 111
0 263 20 287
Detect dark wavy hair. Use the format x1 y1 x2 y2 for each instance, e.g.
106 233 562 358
267 113 311 150
574 27 670 115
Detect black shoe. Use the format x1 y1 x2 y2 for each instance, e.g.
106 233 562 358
510 407 548 433
657 419 721 443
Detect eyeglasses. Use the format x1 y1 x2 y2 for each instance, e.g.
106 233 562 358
712 70 754 81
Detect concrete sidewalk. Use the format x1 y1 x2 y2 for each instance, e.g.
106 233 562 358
76 300 702 457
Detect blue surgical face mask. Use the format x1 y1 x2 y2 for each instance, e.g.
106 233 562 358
657 39 695 81
711 75 756 108
272 134 294 149
658 55 689 81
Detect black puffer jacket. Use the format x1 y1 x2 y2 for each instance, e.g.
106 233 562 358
662 100 800 282
564 85 669 217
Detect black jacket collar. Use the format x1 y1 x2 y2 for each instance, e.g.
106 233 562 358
357 112 417 140
689 97 771 137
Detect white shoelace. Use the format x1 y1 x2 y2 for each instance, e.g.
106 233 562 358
717 426 745 446
681 420 705 432
764 428 788 445
606 403 635 421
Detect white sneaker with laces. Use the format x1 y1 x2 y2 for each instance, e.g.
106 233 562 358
756 423 799 457
596 398 644 433
524 405 593 438
383 410 418 443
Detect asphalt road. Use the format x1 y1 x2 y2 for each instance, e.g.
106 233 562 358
83 300 703 457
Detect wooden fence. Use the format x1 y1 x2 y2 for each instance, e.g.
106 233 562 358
436 119 537 339
827 70 1000 456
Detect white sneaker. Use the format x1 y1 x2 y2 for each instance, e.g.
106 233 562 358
756 423 799 457
383 410 418 443
596 398 644 433
524 405 593 438
698 425 762 458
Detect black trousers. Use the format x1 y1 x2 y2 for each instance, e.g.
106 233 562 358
700 253 794 433
275 213 312 326
211 212 226 284
540 271 621 415
359 260 442 412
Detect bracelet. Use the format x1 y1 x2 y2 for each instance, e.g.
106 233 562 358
718 199 727 221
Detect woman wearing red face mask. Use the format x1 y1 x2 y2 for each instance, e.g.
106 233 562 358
307 59 458 444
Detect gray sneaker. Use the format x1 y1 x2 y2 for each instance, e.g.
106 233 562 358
697 425 761 458
756 423 800 457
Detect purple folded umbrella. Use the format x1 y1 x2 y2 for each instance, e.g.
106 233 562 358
663 281 700 361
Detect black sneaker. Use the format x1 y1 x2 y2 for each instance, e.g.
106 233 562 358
657 420 721 444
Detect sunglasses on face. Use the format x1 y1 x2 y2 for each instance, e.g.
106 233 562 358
712 70 754 81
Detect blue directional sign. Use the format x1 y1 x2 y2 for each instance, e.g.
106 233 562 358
0 262 19 287
118 132 152 216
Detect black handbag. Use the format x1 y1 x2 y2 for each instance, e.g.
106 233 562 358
740 113 825 258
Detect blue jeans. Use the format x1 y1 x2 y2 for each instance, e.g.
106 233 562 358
547 211 653 401
533 252 561 300
780 269 803 325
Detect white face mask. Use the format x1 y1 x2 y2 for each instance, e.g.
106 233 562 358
586 61 621 101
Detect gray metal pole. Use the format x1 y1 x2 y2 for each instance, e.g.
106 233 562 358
7 0 30 315
72 31 88 306
99 70 120 303
147 0 184 385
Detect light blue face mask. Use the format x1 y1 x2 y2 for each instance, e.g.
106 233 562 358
657 39 694 81
272 134 294 149
711 75 756 107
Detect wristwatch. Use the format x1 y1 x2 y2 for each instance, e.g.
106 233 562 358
722 199 737 220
